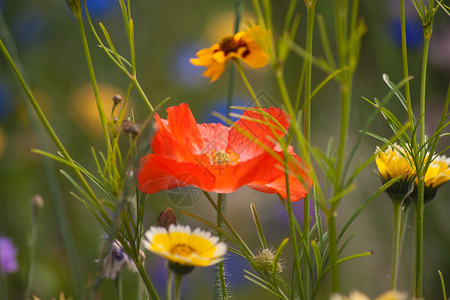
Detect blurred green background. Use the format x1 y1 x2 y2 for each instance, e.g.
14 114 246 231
0 0 449 299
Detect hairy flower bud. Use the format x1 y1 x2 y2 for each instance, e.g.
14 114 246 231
253 249 283 273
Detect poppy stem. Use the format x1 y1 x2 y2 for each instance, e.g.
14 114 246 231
216 193 228 299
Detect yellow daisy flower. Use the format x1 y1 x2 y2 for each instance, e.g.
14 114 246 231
411 154 450 203
190 26 269 82
375 145 414 180
375 144 415 201
143 224 227 269
424 154 450 188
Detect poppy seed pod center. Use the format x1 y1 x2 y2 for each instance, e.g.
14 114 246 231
206 150 239 166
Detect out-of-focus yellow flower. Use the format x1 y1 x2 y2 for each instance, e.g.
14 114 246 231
190 26 269 82
69 83 124 137
330 290 370 300
374 290 408 300
331 290 407 300
375 144 415 201
143 224 226 275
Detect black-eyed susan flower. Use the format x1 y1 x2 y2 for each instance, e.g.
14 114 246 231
190 26 269 82
410 154 450 203
143 224 226 275
375 144 415 202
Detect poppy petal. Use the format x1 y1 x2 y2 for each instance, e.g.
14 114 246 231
228 107 289 161
138 154 216 194
151 104 205 161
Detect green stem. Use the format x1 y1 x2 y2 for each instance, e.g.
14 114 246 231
216 194 227 300
414 178 425 298
414 31 431 300
132 77 154 112
275 68 296 120
302 2 315 298
226 0 242 118
75 13 112 153
235 61 262 108
327 203 340 292
135 261 161 300
174 274 183 300
283 151 304 299
391 200 403 290
203 193 254 259
419 35 430 148
167 271 173 300
114 273 124 300
400 0 414 132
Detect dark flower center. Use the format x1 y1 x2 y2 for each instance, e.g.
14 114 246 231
219 36 250 57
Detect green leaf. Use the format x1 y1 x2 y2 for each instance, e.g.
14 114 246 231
438 270 447 300
323 251 373 274
382 74 415 113
32 149 115 201
59 169 105 217
250 203 268 249
272 238 289 282
311 240 322 281
243 270 286 299
338 175 403 242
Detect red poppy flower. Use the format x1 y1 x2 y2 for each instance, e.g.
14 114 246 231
137 104 312 201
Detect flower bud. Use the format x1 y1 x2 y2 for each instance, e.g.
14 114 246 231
156 207 177 229
253 249 283 273
65 0 82 17
121 120 140 138
112 94 123 106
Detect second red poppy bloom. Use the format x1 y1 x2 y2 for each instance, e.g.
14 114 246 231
138 104 311 201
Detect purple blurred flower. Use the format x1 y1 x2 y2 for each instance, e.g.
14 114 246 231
102 240 137 279
0 236 18 273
